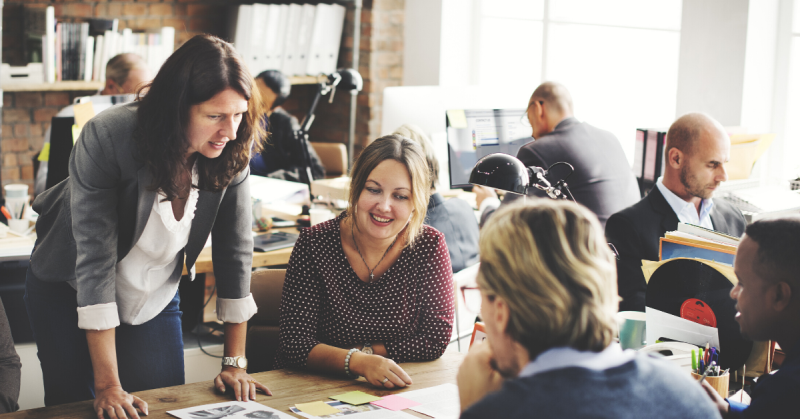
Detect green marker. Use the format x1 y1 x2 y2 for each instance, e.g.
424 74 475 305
691 349 697 372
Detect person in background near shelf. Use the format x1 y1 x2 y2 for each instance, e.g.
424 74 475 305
275 134 455 387
34 53 152 196
0 298 21 414
473 82 639 229
393 123 479 273
25 35 271 416
248 69 325 183
701 216 800 418
605 113 746 312
457 200 721 419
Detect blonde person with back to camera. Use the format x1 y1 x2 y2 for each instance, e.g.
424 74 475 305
457 200 721 419
275 134 455 388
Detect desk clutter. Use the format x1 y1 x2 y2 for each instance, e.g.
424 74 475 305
165 384 458 419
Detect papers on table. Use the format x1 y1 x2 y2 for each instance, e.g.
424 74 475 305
370 395 420 411
646 307 721 350
249 175 310 205
330 391 381 405
167 401 293 419
290 400 418 418
397 383 461 419
295 401 340 416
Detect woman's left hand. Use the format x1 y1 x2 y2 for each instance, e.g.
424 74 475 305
214 367 272 401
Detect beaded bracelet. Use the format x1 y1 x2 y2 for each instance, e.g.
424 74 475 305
344 348 360 378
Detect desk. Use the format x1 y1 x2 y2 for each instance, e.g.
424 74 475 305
6 352 464 419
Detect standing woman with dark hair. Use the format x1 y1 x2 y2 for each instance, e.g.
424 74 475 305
25 35 271 417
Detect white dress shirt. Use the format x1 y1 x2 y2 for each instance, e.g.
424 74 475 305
655 177 714 230
519 343 636 378
76 165 257 330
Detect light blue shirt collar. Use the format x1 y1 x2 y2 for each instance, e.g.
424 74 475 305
518 343 636 378
655 177 714 230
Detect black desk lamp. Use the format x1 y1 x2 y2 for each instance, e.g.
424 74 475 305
469 153 576 201
295 68 364 187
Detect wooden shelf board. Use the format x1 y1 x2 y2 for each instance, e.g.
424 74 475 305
1 81 104 92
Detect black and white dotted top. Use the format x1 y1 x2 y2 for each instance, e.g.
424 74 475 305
275 212 455 369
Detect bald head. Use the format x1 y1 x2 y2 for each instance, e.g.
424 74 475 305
527 82 574 138
103 53 151 95
662 112 730 205
530 82 574 117
666 113 727 155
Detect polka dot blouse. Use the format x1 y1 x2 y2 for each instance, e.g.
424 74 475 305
275 212 455 369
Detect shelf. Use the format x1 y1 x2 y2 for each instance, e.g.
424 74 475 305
1 81 104 92
1 75 326 93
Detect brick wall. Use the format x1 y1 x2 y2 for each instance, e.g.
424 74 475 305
1 0 404 192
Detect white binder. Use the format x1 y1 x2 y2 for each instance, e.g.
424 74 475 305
305 3 330 76
281 4 304 76
250 3 270 75
266 5 289 71
233 5 253 72
295 4 317 76
322 4 346 74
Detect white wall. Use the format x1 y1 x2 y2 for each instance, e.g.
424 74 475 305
675 0 750 125
403 0 444 86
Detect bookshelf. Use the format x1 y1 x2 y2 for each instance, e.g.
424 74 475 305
0 75 329 93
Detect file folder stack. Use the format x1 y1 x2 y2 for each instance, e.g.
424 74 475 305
232 3 347 78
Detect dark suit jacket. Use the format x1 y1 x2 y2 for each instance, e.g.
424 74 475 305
605 186 747 312
424 193 479 273
484 117 640 228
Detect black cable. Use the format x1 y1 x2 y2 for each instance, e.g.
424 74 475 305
196 284 224 358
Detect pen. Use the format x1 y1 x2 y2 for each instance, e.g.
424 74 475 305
698 361 716 384
699 359 704 376
0 206 11 220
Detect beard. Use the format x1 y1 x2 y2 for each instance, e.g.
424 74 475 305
680 165 717 199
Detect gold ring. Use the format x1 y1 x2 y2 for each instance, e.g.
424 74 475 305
248 379 256 384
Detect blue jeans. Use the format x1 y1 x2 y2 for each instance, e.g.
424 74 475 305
24 268 185 406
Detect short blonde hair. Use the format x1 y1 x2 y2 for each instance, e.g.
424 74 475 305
392 124 438 190
347 134 431 248
478 200 618 357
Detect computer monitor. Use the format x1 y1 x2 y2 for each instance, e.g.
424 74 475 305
447 108 532 189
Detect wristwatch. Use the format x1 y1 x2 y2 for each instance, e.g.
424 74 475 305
362 342 373 355
222 356 248 370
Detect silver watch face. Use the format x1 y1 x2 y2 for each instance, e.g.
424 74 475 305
236 357 248 369
362 344 373 355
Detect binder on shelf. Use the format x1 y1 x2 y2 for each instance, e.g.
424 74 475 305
250 3 271 75
271 4 290 72
44 6 56 83
635 128 667 194
306 3 330 76
295 4 317 76
262 4 283 72
281 4 304 76
233 4 253 72
322 4 346 74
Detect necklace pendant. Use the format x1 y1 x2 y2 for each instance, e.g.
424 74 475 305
369 272 374 280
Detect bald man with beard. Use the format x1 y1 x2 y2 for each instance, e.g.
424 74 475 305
605 113 747 312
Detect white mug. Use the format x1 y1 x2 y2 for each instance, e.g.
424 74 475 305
309 208 335 226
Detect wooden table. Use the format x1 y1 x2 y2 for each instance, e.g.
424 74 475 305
5 352 465 418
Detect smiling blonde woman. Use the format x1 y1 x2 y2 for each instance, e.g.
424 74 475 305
275 134 455 389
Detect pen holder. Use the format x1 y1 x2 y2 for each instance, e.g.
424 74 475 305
692 371 729 397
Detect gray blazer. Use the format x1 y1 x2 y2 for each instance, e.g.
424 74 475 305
30 102 254 309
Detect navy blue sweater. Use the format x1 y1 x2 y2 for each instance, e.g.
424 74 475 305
461 354 721 419
728 338 799 418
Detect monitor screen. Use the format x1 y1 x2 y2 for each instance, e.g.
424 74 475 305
447 108 532 188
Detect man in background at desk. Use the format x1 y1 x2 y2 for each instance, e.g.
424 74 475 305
605 113 746 312
702 217 799 418
474 82 639 228
34 53 151 196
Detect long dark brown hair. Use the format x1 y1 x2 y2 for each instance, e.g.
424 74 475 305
134 34 265 199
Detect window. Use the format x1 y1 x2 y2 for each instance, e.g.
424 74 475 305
467 0 683 165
